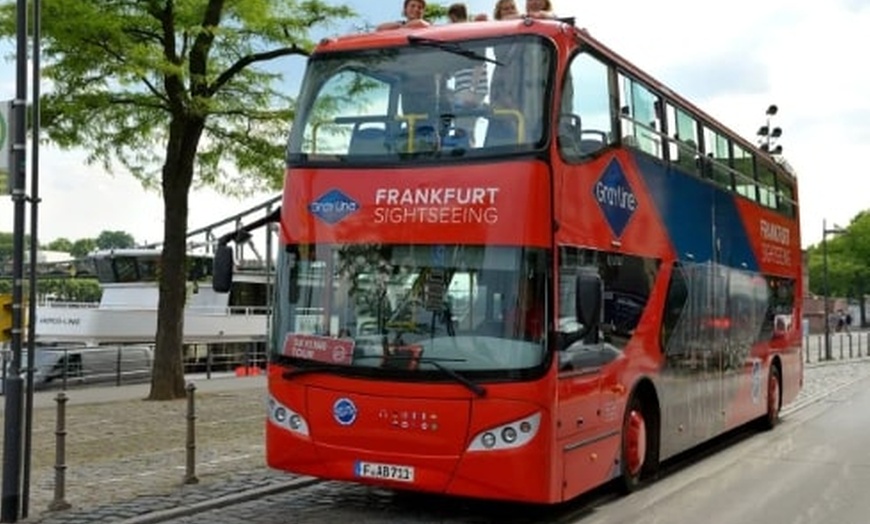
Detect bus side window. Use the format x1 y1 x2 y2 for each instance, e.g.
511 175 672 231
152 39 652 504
667 104 700 175
619 74 662 159
558 52 612 161
661 262 688 353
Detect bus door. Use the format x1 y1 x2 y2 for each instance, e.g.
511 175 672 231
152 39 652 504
555 255 633 497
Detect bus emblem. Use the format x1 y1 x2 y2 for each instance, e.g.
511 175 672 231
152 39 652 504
309 189 360 224
593 159 638 238
333 397 358 426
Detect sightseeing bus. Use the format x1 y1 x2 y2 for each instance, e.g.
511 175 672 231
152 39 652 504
230 16 803 504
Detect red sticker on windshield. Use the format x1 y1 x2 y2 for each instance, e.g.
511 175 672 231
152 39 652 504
283 334 355 365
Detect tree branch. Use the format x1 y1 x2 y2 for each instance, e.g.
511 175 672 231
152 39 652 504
207 45 309 97
152 1 187 113
190 0 224 99
80 36 169 105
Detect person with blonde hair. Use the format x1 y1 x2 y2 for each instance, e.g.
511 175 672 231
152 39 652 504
525 0 557 18
493 0 520 20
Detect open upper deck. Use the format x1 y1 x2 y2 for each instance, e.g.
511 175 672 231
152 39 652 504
300 16 794 184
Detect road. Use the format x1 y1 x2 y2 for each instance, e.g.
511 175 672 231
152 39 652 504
17 356 870 524
156 366 870 524
578 377 870 524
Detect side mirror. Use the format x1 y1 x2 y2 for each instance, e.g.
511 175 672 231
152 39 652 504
212 244 234 293
575 269 602 343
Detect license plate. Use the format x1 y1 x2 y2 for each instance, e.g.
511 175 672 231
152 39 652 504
354 461 415 483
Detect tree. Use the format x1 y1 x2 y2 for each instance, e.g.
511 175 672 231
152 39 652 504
425 3 449 21
0 0 354 399
70 238 98 259
806 210 870 327
46 237 74 253
96 230 137 250
0 231 30 272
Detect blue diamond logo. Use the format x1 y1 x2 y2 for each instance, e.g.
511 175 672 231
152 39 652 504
593 159 638 238
309 189 360 225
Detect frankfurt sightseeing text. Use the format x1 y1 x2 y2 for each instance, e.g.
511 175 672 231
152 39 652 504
373 187 500 225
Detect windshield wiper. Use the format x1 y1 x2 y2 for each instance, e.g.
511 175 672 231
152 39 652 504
407 35 502 65
355 354 487 398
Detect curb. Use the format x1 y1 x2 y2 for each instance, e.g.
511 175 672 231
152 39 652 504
783 368 870 415
116 477 320 524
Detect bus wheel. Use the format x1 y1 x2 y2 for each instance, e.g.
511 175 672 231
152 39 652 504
620 395 648 492
761 365 781 431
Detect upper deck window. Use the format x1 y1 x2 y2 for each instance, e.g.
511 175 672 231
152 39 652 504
287 34 554 165
619 74 662 159
558 52 613 160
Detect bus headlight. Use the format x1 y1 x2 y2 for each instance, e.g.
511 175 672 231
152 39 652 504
267 395 309 436
467 413 541 452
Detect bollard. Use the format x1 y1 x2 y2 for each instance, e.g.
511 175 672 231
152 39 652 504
838 333 843 360
860 333 864 358
48 393 72 511
116 346 123 387
817 335 822 363
849 334 853 359
184 382 199 485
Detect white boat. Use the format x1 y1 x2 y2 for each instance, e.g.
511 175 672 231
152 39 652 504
35 249 270 346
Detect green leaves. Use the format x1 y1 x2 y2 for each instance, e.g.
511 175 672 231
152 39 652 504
0 0 355 194
807 211 870 299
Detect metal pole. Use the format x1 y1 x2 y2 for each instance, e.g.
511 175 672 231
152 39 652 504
184 383 199 485
1 0 29 520
47 393 70 512
823 219 831 361
22 0 42 516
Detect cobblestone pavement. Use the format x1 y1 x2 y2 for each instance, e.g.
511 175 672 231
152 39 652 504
6 355 870 524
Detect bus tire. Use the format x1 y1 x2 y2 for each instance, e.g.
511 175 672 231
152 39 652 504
619 393 656 493
760 364 781 431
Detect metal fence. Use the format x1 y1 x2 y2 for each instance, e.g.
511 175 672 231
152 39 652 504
4 331 866 396
0 342 267 395
803 330 870 365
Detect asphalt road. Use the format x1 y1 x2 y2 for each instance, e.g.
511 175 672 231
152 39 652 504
580 376 870 524
158 368 870 524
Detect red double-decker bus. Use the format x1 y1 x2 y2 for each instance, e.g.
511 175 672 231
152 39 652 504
237 15 802 503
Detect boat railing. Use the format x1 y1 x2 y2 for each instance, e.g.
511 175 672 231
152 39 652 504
38 301 271 317
40 300 100 309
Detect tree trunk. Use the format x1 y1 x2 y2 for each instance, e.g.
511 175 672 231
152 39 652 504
148 116 205 400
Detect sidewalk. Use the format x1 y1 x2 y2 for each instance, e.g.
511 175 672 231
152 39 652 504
6 355 870 524
0 375 270 520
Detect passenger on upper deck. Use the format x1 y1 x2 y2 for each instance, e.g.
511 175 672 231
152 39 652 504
447 3 489 145
493 0 520 20
525 0 557 19
376 0 430 31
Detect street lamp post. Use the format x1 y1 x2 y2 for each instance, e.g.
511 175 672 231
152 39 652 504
822 219 845 361
757 104 783 155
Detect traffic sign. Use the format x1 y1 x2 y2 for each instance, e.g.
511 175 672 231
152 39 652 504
0 100 10 193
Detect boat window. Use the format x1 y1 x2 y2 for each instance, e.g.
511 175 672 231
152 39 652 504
114 257 139 283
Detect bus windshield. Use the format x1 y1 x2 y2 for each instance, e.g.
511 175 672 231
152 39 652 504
287 34 554 164
271 244 548 378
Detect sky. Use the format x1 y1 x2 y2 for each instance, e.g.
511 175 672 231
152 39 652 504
0 0 868 249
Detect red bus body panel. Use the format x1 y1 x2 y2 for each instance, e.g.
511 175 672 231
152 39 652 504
282 163 551 247
267 18 802 504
